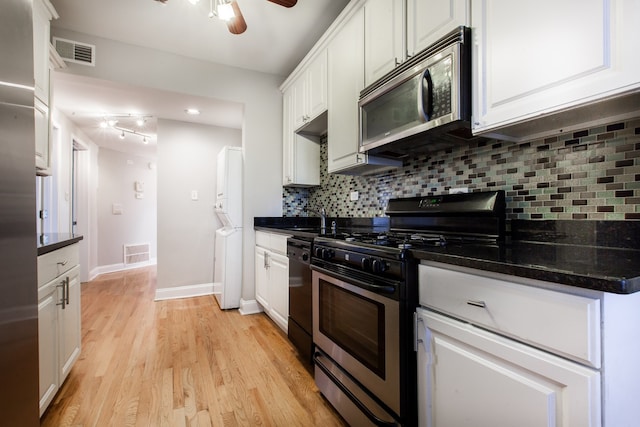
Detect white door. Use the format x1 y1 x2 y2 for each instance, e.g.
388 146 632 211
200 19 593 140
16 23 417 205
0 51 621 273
416 308 601 427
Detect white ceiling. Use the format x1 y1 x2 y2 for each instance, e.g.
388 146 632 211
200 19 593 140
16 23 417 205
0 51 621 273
49 0 350 155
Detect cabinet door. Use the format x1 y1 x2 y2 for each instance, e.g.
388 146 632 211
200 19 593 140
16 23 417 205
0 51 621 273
255 246 269 310
472 0 640 134
416 308 601 427
307 50 328 121
292 75 307 131
32 0 51 104
38 284 59 416
59 265 81 383
283 90 320 187
327 8 365 173
407 0 469 57
268 251 289 332
364 0 404 86
282 88 294 185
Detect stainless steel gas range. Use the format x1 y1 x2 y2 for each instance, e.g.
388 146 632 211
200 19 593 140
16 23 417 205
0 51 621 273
310 190 506 426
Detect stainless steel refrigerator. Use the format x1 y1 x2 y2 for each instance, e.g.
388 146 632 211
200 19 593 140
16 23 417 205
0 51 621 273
0 0 41 425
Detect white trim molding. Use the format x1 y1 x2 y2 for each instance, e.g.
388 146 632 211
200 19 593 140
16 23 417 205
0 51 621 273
88 258 157 281
154 282 215 301
238 298 263 315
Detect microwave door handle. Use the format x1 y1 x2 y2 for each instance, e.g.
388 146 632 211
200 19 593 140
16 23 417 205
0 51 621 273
418 69 433 122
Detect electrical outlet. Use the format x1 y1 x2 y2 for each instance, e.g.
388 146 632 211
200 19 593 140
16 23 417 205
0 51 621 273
449 187 469 194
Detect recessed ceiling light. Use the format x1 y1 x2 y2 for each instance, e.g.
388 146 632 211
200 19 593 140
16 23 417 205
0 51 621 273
185 108 201 115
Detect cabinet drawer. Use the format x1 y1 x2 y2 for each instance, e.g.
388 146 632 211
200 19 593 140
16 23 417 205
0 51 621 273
255 230 290 255
419 264 601 368
37 243 79 287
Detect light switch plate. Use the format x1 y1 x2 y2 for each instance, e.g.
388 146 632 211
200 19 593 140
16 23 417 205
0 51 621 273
191 190 199 201
350 191 359 201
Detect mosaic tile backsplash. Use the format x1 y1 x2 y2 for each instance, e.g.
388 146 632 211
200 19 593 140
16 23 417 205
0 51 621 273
283 118 640 221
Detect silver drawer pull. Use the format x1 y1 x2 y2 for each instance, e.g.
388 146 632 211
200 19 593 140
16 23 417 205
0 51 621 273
57 260 68 266
467 300 486 308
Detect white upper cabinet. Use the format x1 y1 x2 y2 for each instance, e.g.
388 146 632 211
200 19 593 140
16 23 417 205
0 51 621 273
33 0 53 104
406 0 469 58
282 86 320 187
364 0 404 86
472 0 640 139
327 8 366 173
292 50 328 132
364 0 470 86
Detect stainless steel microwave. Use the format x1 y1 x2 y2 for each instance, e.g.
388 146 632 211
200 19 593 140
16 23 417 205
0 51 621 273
359 26 472 158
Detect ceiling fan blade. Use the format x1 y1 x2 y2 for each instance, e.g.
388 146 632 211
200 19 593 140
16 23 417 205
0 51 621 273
226 1 247 34
267 0 297 7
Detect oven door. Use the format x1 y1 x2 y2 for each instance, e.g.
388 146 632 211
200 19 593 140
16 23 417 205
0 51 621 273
312 268 400 415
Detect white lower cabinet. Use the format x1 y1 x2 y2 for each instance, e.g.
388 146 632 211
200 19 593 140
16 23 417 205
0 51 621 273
417 263 602 427
416 309 600 427
37 243 81 416
254 231 290 332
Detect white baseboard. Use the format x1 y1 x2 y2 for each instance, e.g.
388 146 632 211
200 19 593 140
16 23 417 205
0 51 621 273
154 282 214 301
238 298 263 315
89 258 157 281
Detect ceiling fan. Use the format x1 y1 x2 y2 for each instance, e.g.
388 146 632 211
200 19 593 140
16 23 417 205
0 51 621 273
153 0 297 35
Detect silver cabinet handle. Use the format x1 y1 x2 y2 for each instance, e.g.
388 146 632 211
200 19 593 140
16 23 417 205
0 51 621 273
57 260 68 266
467 300 486 308
65 277 70 305
56 279 66 309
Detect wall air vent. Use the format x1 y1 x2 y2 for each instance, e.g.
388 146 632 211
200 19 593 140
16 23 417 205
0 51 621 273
53 37 95 66
123 243 150 265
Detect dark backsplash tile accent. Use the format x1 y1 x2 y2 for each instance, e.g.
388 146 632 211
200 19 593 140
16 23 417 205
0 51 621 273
283 118 640 221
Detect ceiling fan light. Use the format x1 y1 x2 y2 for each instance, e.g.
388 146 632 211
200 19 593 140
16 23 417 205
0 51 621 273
217 2 234 21
267 0 297 7
226 1 247 34
136 118 145 126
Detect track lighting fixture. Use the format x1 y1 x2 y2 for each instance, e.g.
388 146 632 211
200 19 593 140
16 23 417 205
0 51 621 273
101 114 154 144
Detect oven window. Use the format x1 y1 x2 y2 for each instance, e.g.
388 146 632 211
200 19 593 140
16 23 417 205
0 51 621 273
318 278 386 378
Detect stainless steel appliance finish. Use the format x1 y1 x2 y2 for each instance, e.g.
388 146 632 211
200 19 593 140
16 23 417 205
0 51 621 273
287 237 314 364
359 26 472 159
312 238 417 426
0 1 40 425
310 191 506 426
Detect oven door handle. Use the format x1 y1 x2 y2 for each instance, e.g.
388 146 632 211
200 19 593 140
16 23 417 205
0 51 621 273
313 352 399 427
311 265 397 295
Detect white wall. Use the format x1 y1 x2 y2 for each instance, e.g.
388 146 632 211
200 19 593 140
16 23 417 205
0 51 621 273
156 119 241 291
52 28 284 303
97 148 158 269
50 107 100 282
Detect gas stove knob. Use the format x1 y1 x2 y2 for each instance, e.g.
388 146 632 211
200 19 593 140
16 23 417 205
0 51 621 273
361 257 371 270
320 248 334 260
372 259 388 274
314 247 323 258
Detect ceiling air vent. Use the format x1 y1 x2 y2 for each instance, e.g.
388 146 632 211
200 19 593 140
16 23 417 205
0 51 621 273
53 37 95 66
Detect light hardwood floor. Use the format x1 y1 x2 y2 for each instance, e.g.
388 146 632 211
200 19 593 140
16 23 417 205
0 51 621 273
41 266 346 427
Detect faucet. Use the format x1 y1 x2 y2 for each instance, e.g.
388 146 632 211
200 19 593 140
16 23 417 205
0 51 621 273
307 206 326 231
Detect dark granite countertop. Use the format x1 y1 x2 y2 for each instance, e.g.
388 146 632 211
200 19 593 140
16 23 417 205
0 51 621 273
255 217 640 294
37 233 84 256
411 240 640 294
